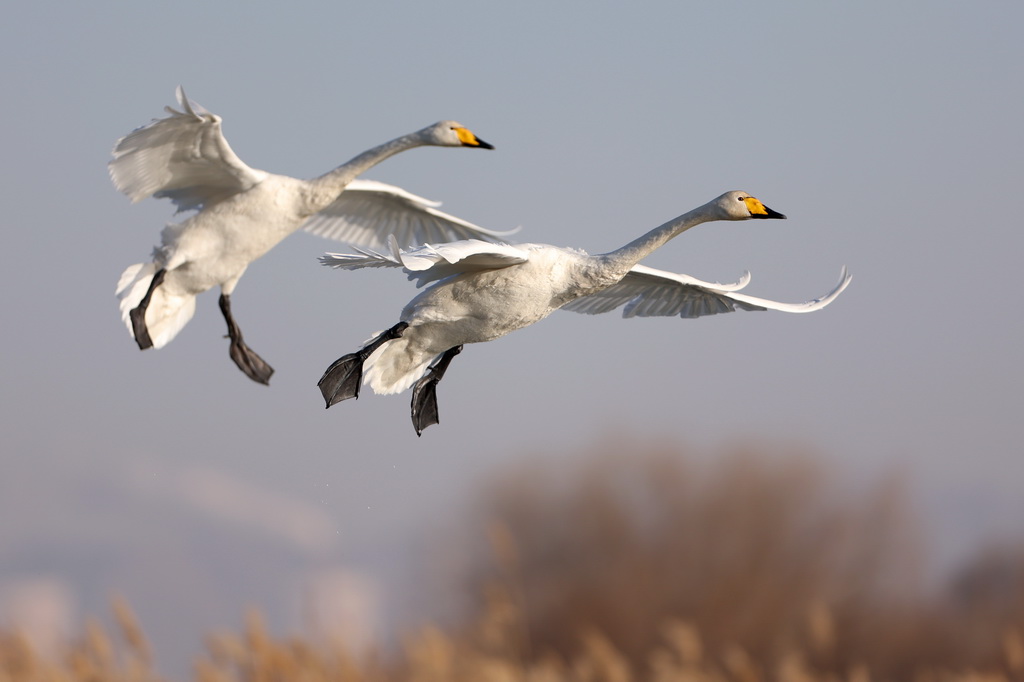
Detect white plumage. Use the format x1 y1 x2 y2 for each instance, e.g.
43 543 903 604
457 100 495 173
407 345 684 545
111 86 510 384
317 190 851 434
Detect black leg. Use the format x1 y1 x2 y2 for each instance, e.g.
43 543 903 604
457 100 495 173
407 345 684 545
219 294 274 385
129 268 166 350
318 322 409 408
410 345 463 436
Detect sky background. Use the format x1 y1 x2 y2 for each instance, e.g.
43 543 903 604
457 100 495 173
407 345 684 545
1 0 1022 675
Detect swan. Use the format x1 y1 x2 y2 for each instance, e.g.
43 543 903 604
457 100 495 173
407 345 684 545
317 190 852 435
111 86 512 385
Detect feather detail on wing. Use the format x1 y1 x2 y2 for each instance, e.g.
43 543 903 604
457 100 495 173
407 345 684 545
321 236 529 287
562 264 852 318
108 86 267 211
302 179 520 249
318 242 405 272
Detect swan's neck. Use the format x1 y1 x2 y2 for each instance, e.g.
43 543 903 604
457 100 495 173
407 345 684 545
305 130 428 211
595 202 718 277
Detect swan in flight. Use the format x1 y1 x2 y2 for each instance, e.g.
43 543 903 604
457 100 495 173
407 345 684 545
317 190 851 435
112 86 512 385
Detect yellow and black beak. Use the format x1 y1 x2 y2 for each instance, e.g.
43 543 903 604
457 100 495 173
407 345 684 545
744 196 786 219
454 127 495 149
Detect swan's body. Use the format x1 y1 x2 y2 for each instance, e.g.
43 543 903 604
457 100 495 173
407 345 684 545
111 86 507 384
317 191 852 434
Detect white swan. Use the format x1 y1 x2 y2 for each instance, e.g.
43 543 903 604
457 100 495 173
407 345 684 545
111 86 512 385
317 190 851 435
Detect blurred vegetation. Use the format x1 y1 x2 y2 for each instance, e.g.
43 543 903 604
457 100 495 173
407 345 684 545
454 445 1024 680
2 444 1024 681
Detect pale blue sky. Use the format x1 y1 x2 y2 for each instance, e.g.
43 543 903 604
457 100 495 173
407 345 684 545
1 0 1021 671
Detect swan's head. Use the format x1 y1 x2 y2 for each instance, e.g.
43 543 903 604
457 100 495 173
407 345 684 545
422 121 495 149
713 191 787 221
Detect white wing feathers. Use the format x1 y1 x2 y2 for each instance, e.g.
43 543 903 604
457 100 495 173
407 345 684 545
108 86 267 211
318 242 404 272
302 179 520 250
563 264 852 319
111 87 515 249
321 237 528 287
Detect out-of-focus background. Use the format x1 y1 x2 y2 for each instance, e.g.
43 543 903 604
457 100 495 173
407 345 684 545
2 1 1022 679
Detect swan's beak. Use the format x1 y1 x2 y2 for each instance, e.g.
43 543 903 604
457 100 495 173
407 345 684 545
744 197 787 220
454 127 495 149
758 205 786 219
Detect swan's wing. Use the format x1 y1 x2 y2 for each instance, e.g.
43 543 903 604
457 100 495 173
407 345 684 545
301 179 520 249
109 86 267 211
318 245 404 271
562 267 755 316
562 264 851 318
397 238 528 270
321 237 529 287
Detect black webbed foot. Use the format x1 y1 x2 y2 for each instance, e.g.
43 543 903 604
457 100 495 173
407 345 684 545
318 353 365 406
318 322 409 408
129 268 166 350
219 293 273 385
228 338 275 385
410 345 463 436
130 306 154 350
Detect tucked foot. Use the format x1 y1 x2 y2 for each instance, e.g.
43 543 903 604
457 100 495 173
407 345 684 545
229 338 275 385
318 322 409 408
410 345 463 436
130 305 154 350
129 268 166 350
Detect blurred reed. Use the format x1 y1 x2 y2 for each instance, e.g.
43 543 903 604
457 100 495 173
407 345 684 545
1 443 1022 681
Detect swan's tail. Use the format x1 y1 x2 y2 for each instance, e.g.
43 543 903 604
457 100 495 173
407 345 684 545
362 335 436 395
116 264 196 349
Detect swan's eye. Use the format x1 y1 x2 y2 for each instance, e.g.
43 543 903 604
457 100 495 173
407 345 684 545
737 196 746 202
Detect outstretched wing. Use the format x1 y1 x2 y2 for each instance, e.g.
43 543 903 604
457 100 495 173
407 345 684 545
563 264 851 318
321 237 529 287
302 179 520 249
109 86 267 212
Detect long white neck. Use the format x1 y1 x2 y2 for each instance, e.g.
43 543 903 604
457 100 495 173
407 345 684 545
595 200 721 277
306 129 430 211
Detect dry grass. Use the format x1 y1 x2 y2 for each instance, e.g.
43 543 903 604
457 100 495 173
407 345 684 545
2 444 1022 682
3 600 1022 682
